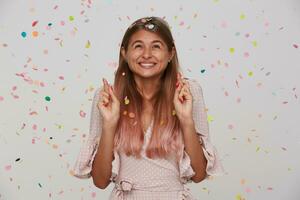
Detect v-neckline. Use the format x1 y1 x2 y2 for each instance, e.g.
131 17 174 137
143 119 154 134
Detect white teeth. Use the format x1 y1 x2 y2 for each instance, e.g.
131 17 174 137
140 63 155 68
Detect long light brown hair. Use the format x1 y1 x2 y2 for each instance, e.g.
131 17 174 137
113 16 184 160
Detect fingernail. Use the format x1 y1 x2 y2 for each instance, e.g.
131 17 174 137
176 82 179 88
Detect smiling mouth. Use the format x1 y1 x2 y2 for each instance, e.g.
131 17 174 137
139 62 157 68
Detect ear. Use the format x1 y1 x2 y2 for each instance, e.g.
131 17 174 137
169 46 175 61
121 47 126 61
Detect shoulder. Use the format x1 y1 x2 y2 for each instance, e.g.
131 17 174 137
184 78 203 95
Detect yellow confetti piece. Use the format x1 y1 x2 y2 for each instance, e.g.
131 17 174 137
124 96 130 105
85 40 91 48
236 193 246 200
69 16 74 21
229 48 235 54
256 146 260 152
248 71 253 77
240 13 246 20
207 115 214 122
252 40 257 47
172 110 176 115
55 124 63 129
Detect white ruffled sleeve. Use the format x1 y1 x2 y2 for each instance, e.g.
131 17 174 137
72 87 120 182
179 79 225 183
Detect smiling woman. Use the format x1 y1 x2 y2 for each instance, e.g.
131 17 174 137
72 16 224 200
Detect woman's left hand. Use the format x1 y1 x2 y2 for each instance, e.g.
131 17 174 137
173 74 193 122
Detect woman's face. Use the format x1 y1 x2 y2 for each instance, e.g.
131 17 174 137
122 29 174 80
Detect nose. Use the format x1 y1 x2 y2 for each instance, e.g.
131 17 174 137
142 47 152 59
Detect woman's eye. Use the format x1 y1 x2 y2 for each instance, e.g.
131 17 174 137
153 45 161 49
134 44 142 48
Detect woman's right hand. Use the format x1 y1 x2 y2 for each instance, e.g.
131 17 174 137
98 78 120 127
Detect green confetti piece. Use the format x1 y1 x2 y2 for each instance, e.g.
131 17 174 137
201 69 206 73
45 96 51 101
69 16 74 21
21 32 27 38
38 183 42 188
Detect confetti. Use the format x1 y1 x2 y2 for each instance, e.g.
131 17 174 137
0 96 4 101
32 20 38 27
69 16 74 21
124 96 130 105
200 69 205 73
5 165 12 171
85 40 91 48
293 44 298 48
32 31 38 37
128 112 135 118
45 96 51 101
248 71 253 77
21 32 27 38
79 110 86 118
229 48 235 54
240 13 246 20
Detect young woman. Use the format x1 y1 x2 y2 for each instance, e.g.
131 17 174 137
73 16 224 200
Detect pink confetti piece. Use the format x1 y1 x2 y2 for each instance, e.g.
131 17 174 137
293 44 298 48
245 187 252 193
32 124 37 130
32 138 35 144
224 91 229 96
5 165 12 171
91 192 96 198
32 20 38 27
0 96 4 101
179 21 184 26
244 52 249 57
221 21 227 28
29 111 38 115
53 5 58 10
228 124 234 129
79 110 86 118
12 86 17 91
58 76 64 80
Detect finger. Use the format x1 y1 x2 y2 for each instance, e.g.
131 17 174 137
102 78 109 93
108 85 118 102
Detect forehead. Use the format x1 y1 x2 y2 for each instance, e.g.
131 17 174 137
128 29 165 44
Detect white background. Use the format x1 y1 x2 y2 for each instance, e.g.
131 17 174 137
0 0 300 199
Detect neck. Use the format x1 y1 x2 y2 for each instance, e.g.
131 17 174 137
134 76 161 101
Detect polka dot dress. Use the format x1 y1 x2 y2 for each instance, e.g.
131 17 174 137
72 79 225 200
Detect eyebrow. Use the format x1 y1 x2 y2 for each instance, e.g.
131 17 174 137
131 40 164 47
